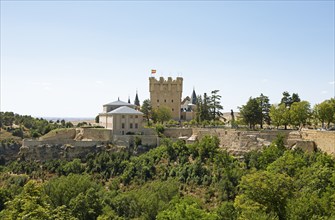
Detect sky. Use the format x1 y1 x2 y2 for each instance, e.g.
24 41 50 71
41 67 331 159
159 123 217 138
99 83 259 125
1 1 334 118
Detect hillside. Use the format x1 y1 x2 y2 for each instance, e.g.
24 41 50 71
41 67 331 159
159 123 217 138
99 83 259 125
0 135 334 219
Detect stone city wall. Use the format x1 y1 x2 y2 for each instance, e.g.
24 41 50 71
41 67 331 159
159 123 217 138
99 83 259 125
4 127 334 162
40 128 76 141
76 128 112 141
301 130 335 156
163 128 193 138
191 128 291 155
113 135 159 148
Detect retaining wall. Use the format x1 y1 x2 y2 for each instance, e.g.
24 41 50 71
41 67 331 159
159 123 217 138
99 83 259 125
301 130 335 156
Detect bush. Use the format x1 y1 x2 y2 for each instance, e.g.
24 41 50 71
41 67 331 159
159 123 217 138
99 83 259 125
155 124 165 137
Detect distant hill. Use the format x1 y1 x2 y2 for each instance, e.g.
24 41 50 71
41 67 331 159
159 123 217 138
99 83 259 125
42 117 94 122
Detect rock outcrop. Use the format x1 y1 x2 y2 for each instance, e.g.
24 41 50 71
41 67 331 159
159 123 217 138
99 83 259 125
20 140 106 162
0 142 21 163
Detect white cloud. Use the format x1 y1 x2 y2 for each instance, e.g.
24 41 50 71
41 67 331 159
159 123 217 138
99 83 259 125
321 90 328 94
95 80 103 84
329 81 335 85
261 79 268 83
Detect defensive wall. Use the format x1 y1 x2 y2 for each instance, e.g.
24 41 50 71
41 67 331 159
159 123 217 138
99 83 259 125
191 128 292 155
113 135 158 148
301 130 335 156
40 128 112 142
3 127 334 162
163 128 193 138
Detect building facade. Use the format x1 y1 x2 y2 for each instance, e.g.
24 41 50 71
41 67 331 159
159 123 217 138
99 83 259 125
99 99 143 134
149 77 183 121
180 88 197 121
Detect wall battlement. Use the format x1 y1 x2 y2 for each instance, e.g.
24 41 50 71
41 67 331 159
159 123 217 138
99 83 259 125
3 128 334 162
149 77 183 91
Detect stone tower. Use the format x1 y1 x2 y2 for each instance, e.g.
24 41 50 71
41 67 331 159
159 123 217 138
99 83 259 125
149 77 183 120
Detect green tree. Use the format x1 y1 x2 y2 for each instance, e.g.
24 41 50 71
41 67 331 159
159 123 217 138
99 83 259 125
196 135 220 162
95 115 99 123
43 174 101 208
141 99 152 126
0 180 50 219
69 188 103 220
269 103 290 129
196 95 203 123
61 158 85 175
281 91 300 108
154 106 172 124
290 101 311 129
235 171 293 220
291 93 301 103
216 201 237 220
314 98 335 128
257 93 271 128
157 197 217 220
239 97 262 129
209 90 223 121
65 122 74 128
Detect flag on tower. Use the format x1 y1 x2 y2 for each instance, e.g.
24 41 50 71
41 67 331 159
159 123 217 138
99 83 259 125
151 69 156 74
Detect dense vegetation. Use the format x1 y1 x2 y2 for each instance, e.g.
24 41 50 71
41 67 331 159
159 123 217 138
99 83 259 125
0 112 101 140
140 91 335 130
0 135 334 219
239 92 335 130
0 112 75 139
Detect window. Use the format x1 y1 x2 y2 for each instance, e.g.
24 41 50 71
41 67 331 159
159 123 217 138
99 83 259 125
135 123 138 129
171 100 173 103
122 115 125 119
164 99 166 103
157 99 159 102
172 108 174 111
135 115 138 118
130 115 133 118
122 123 125 129
130 123 133 129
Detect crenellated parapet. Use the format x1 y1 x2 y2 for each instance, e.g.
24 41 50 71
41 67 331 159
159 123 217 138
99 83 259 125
149 77 183 93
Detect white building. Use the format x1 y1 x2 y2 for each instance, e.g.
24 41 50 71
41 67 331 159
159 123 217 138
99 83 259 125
99 99 143 135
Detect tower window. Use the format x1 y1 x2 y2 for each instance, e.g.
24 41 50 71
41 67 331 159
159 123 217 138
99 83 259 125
122 123 125 129
122 115 125 119
157 99 159 102
164 99 166 103
171 100 173 103
172 108 174 111
130 123 133 129
135 123 138 129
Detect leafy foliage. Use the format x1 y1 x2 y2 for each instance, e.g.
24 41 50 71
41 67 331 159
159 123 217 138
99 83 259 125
0 112 74 138
0 135 334 219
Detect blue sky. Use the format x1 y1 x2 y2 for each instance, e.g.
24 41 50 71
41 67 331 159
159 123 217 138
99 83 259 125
1 1 334 117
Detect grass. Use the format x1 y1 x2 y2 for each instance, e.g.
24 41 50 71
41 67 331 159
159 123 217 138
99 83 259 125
40 128 75 140
0 129 22 141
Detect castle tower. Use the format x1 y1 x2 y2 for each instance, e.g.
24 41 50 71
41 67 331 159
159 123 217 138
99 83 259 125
149 77 183 120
